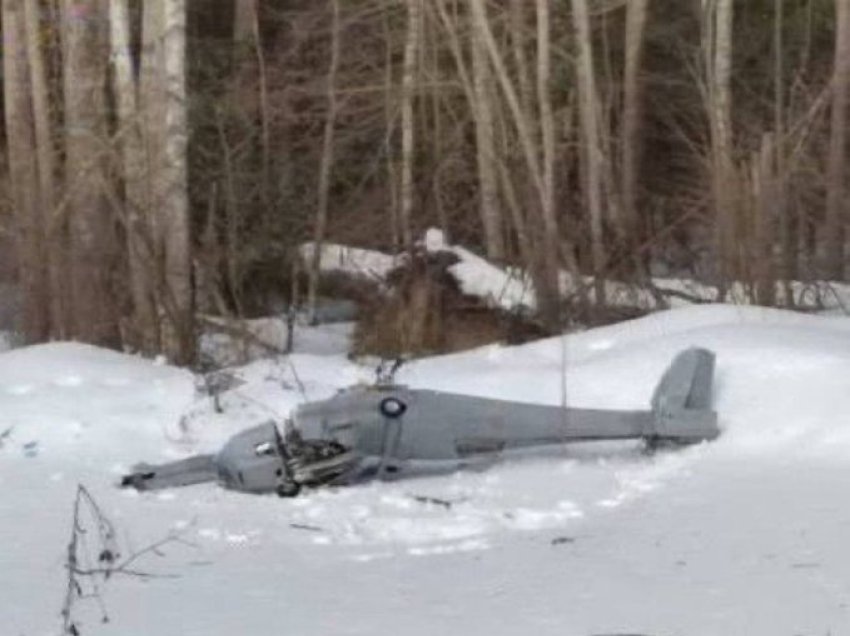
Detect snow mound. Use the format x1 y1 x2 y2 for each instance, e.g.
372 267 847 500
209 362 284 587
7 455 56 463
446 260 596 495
5 305 850 636
0 342 195 460
424 228 535 311
299 241 399 281
301 230 536 312
401 304 850 457
305 229 850 314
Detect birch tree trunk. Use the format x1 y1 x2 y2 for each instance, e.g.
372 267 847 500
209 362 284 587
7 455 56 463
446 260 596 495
2 0 51 341
534 0 563 326
160 0 194 363
140 0 165 228
706 0 736 291
622 0 650 242
469 0 561 328
133 0 194 362
468 0 543 209
307 0 341 322
400 0 422 248
825 0 850 279
233 0 257 43
110 0 158 352
536 0 556 248
471 4 504 260
572 0 607 310
62 0 121 346
509 0 534 147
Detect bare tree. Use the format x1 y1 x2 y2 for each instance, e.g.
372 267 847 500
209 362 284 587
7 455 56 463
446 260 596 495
23 0 67 336
62 0 121 346
536 0 556 261
234 0 258 43
772 0 795 301
572 0 607 310
140 0 166 241
128 0 195 362
232 0 271 214
160 0 194 363
824 0 850 279
400 0 422 248
471 1 504 260
509 0 534 135
468 0 561 327
307 0 342 322
110 0 158 352
2 0 51 341
382 9 401 249
704 0 736 292
6 0 850 360
622 0 650 242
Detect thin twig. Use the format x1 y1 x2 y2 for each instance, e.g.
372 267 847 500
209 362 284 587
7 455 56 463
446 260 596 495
61 484 192 635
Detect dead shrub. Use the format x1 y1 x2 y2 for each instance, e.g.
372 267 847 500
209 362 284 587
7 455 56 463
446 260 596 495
352 251 546 358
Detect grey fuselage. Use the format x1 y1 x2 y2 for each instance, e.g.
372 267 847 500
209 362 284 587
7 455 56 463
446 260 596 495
122 348 719 495
292 347 717 478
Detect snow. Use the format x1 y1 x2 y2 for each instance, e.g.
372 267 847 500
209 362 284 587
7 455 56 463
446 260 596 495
3 305 850 634
200 318 355 367
305 228 850 315
299 241 400 283
423 228 535 312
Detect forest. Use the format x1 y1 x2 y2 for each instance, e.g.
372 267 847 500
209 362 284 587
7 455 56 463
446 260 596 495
1 0 848 364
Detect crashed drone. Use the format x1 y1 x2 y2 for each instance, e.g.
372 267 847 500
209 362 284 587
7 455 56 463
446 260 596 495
122 347 720 497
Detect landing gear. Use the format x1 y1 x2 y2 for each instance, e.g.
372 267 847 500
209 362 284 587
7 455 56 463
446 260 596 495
275 478 301 498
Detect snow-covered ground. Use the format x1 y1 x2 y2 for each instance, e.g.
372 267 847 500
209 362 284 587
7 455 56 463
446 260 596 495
3 306 850 635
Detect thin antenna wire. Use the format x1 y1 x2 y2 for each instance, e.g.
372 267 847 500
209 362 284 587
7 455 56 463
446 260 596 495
284 354 308 402
560 327 569 453
560 330 568 411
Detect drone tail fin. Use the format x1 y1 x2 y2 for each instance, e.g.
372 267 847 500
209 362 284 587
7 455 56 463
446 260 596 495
649 347 719 442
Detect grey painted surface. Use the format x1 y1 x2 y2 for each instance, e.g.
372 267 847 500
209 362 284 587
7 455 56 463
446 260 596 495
122 348 719 495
